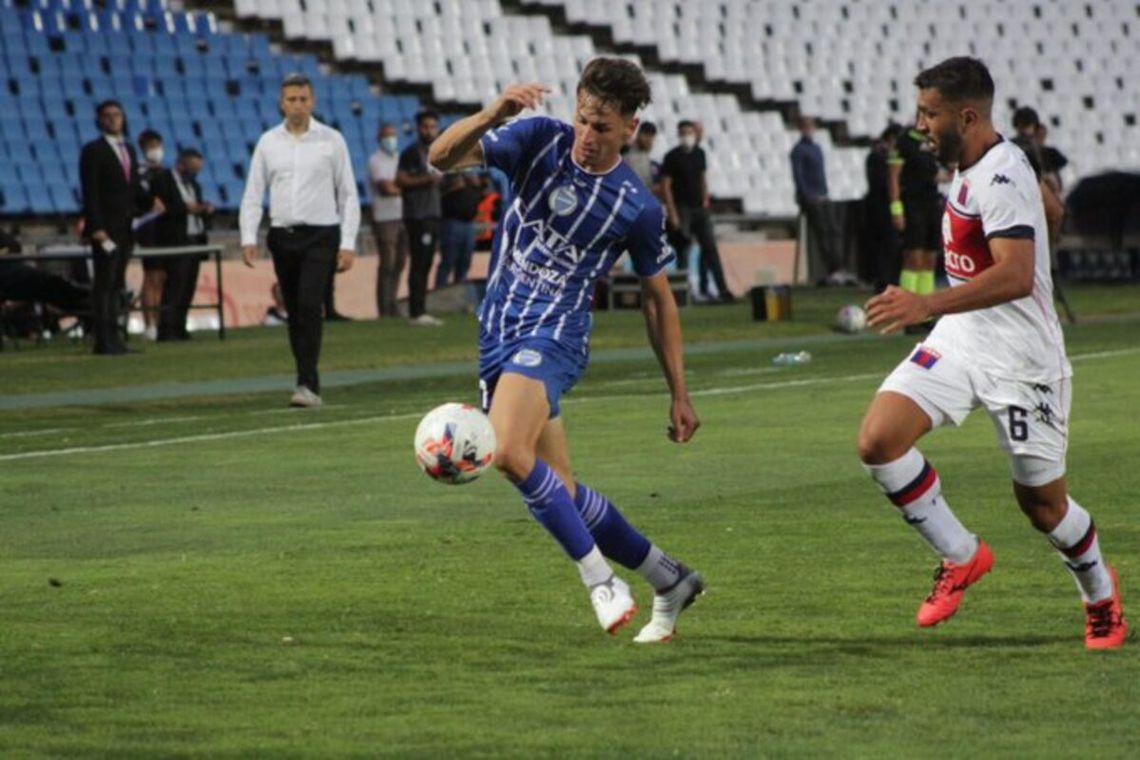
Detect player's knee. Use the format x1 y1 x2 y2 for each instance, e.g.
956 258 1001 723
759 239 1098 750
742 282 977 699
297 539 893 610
1014 490 1067 533
493 437 535 481
856 423 905 465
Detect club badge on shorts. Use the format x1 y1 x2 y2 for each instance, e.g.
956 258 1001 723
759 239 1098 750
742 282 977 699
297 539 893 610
548 185 578 216
511 349 543 368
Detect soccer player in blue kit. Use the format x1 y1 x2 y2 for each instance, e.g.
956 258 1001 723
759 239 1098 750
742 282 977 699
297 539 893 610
429 58 703 641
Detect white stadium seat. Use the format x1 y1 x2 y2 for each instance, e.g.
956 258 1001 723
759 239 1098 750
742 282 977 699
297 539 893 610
231 0 1137 210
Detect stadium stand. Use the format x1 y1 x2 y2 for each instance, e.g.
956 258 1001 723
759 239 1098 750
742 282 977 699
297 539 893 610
0 0 432 216
2 0 1138 221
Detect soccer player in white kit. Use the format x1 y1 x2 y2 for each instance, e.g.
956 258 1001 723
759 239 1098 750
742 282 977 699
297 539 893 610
857 57 1127 649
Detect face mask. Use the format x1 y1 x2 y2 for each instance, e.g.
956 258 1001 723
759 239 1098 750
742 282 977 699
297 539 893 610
680 135 697 149
146 147 164 164
381 136 399 153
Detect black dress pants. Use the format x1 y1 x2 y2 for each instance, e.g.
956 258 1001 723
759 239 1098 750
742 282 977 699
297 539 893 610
679 206 730 297
268 225 338 393
90 231 132 354
158 234 207 340
404 217 439 318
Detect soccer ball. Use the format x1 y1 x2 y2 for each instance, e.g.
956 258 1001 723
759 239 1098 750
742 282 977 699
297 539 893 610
836 304 867 333
413 403 497 485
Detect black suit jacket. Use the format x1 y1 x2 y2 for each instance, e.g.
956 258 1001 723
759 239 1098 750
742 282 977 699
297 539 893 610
79 137 149 240
137 166 188 248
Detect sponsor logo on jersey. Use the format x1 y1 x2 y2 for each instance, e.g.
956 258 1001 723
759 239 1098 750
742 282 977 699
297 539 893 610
990 173 1013 186
957 183 969 205
511 349 543 367
909 346 941 369
548 184 579 216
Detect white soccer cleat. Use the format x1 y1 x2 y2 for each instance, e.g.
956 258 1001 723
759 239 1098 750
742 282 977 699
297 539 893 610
289 386 322 408
633 569 705 643
589 575 637 634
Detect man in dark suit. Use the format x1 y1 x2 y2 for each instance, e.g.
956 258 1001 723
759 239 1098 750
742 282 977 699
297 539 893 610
79 100 159 354
158 148 214 341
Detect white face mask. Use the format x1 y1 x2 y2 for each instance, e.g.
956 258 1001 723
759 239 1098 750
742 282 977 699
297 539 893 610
381 136 399 153
145 147 164 164
680 135 697 150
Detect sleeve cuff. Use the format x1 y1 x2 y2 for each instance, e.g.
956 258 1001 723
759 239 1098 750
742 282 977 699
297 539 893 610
985 224 1035 241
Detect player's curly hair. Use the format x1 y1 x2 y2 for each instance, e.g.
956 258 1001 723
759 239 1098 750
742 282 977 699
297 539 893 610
577 57 651 116
914 57 994 106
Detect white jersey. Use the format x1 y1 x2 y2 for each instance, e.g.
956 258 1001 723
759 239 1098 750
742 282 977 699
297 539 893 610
926 138 1071 382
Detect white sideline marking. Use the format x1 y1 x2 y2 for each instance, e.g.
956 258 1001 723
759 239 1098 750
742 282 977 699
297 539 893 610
1069 347 1140 362
0 427 75 439
105 415 208 428
2 346 1136 462
0 413 422 462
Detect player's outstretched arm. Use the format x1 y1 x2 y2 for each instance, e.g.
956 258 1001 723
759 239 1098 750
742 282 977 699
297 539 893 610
428 83 551 172
865 238 1035 333
641 273 699 443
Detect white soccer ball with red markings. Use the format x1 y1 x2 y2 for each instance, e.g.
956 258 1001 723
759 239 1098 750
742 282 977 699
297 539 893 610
413 403 497 485
836 304 867 334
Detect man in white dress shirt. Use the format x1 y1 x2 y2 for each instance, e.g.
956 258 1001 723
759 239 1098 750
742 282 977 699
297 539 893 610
240 73 360 408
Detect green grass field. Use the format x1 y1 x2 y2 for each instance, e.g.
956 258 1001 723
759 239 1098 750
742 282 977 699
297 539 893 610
2 286 1138 757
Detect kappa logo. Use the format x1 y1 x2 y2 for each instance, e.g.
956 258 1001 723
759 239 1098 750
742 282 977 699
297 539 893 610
548 185 578 216
990 174 1013 186
511 349 543 368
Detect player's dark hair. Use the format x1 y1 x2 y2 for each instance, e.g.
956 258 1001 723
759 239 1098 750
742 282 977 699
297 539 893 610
577 57 651 116
281 73 312 91
415 108 440 124
637 121 657 135
914 57 994 105
1012 106 1041 131
137 129 162 146
677 119 695 132
177 147 203 161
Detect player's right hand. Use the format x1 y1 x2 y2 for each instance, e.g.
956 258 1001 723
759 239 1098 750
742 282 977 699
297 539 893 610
668 395 700 443
241 245 258 268
91 229 109 244
891 214 906 232
489 83 551 122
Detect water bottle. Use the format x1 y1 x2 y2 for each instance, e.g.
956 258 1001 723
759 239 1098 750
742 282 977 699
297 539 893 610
772 350 812 366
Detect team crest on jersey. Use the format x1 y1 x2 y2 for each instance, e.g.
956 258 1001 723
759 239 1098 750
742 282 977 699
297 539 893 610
548 185 578 216
511 349 543 368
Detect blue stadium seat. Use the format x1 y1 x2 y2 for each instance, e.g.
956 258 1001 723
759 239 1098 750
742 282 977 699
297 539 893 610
0 186 30 214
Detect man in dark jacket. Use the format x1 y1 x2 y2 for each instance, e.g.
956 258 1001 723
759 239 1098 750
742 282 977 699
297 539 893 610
79 100 160 354
158 148 213 341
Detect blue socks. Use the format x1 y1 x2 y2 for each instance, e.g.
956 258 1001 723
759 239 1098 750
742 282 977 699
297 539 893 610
514 459 596 561
573 482 652 570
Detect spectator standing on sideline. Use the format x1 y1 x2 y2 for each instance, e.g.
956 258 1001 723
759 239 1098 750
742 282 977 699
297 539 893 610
368 122 408 318
661 119 733 303
136 129 180 341
240 73 359 408
158 148 213 341
398 109 444 327
436 169 484 289
888 124 943 316
623 121 661 197
791 117 853 285
79 99 160 354
864 123 903 292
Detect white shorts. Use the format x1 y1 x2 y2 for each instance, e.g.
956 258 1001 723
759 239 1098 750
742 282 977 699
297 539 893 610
878 344 1071 487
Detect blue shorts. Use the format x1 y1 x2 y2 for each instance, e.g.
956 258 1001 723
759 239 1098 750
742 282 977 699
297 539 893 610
478 337 587 418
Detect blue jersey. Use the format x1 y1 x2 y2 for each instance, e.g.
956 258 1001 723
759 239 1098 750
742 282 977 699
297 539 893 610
478 116 674 356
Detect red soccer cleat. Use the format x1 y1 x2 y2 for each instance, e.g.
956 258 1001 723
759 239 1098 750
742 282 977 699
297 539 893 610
1085 566 1127 650
916 540 994 627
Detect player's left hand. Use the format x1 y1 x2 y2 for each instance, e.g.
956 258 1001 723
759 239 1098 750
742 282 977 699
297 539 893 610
668 394 700 443
336 249 355 272
865 285 931 334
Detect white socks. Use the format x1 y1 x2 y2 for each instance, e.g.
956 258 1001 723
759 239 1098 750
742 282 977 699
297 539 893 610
577 545 614 588
635 544 683 592
1048 497 1114 603
865 448 978 564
